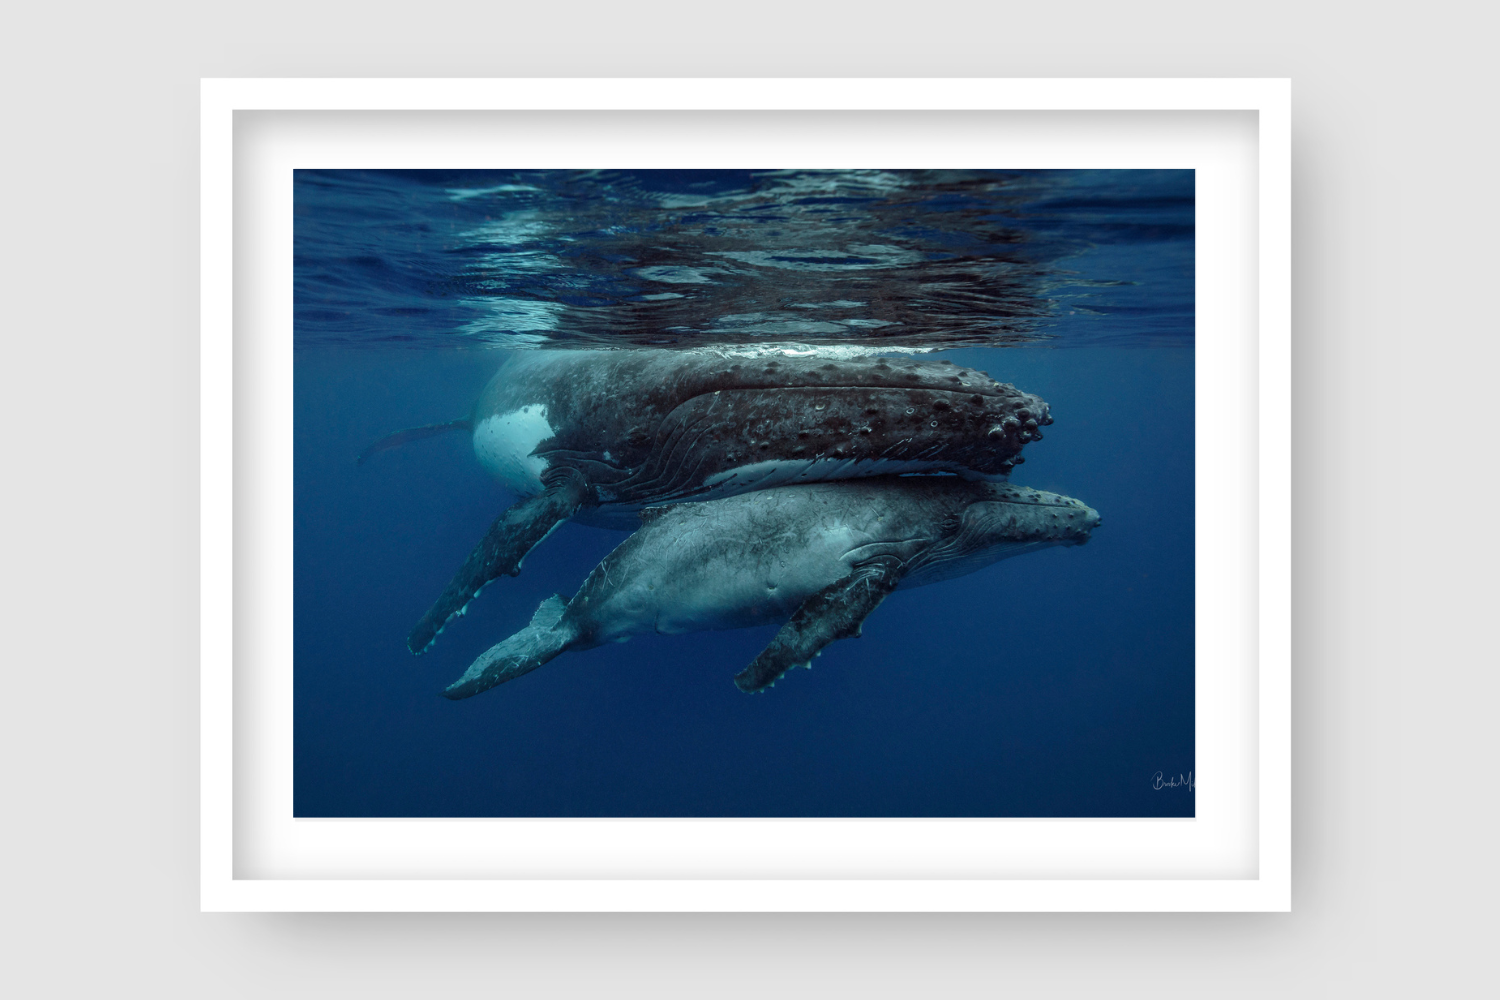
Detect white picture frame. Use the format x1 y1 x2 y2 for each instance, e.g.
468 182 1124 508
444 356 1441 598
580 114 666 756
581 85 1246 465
202 78 1290 911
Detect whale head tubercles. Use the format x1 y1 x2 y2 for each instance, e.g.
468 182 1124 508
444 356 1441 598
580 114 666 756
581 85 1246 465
967 485 1101 548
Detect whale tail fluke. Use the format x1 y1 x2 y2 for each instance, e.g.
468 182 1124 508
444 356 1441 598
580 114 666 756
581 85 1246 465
442 596 574 700
355 418 472 466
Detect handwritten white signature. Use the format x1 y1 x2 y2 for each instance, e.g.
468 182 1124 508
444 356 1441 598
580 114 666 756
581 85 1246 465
1152 771 1194 791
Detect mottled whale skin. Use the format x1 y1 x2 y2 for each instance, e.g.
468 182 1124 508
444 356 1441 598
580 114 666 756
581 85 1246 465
442 477 1100 699
470 349 1052 515
406 349 1054 655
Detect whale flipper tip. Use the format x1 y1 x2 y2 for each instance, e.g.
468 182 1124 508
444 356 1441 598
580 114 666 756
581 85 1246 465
409 471 591 655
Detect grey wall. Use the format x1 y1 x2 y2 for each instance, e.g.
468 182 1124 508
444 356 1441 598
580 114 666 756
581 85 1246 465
2 2 1491 995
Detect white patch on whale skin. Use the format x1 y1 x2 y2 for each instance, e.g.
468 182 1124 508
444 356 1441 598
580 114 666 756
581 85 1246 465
473 404 553 495
700 457 943 497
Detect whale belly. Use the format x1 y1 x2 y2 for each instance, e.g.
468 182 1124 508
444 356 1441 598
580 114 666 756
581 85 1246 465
473 404 553 496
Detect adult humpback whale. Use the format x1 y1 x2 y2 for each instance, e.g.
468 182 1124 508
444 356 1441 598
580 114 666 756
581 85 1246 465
388 350 1055 655
442 477 1100 699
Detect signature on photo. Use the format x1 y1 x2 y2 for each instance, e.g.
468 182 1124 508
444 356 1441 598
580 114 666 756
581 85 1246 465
1152 771 1194 791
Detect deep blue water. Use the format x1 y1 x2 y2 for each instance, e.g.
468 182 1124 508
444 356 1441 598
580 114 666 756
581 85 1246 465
293 170 1194 817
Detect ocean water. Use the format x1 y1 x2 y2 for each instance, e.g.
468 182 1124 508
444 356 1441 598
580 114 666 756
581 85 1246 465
293 169 1194 817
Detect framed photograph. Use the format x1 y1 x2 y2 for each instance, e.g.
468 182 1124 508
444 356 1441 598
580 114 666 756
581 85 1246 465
202 79 1289 910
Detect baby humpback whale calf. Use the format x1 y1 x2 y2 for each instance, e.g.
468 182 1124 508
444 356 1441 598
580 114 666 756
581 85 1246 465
442 477 1099 699
371 349 1055 656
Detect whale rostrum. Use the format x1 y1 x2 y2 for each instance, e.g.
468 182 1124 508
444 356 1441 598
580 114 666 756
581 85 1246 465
381 349 1055 655
441 477 1100 699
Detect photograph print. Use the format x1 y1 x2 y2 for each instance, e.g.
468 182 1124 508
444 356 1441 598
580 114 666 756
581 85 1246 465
293 169 1194 818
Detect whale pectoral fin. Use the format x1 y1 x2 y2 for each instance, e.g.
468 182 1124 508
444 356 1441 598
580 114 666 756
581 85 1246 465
355 418 472 465
408 468 593 655
734 561 904 694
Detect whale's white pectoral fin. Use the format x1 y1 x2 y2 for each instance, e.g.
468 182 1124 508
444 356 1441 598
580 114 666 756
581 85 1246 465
409 467 594 655
443 595 573 700
734 560 904 694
